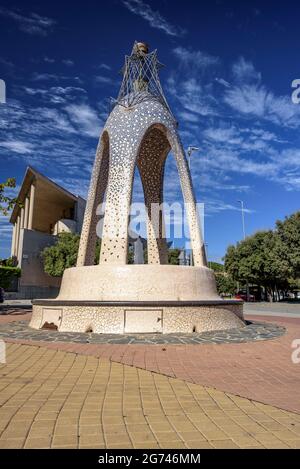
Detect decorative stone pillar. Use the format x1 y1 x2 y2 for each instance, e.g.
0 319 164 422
24 197 30 229
10 223 17 257
28 183 35 230
20 206 25 230
15 215 20 263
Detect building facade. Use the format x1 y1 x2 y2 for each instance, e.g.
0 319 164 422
9 167 86 298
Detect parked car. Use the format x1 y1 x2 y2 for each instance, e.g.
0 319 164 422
0 287 4 303
235 291 255 302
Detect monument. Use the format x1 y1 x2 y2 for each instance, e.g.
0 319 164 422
31 42 244 334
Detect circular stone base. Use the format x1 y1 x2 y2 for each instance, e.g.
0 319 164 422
30 300 244 334
54 265 222 302
0 320 285 345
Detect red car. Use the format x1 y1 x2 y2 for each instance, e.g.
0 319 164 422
235 291 255 302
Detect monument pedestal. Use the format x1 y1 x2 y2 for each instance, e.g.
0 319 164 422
31 265 244 334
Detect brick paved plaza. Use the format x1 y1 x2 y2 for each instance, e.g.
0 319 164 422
0 308 300 449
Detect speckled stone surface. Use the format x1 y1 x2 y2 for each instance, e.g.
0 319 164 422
0 320 285 345
30 303 244 334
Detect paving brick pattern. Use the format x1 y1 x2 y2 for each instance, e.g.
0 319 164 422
1 313 299 415
1 343 300 449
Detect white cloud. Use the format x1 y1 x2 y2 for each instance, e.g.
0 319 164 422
203 126 240 144
24 86 86 102
202 125 284 151
42 57 74 66
24 87 48 96
0 57 14 70
168 77 218 117
0 7 56 36
32 73 83 84
0 140 34 154
62 59 74 66
0 97 100 216
173 47 219 70
94 75 113 85
232 57 261 83
224 84 267 117
32 73 61 81
215 77 230 88
224 84 300 128
97 63 111 71
38 108 76 134
249 128 279 141
122 0 185 37
204 199 254 214
44 56 55 63
65 103 102 138
177 111 199 123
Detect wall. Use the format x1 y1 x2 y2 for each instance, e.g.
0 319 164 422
18 229 61 298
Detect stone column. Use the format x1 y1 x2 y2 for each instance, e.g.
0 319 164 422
99 133 136 265
20 206 25 229
28 183 35 230
10 223 16 257
170 133 207 268
15 215 20 263
24 197 29 229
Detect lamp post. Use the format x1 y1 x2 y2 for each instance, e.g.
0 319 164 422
204 243 210 269
237 200 246 241
187 146 199 266
237 200 249 301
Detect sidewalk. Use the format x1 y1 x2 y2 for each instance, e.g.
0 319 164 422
1 343 300 449
0 310 300 414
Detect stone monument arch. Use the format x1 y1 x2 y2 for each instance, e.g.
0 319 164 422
31 42 244 334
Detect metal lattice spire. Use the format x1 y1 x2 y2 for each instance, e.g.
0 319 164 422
115 41 174 117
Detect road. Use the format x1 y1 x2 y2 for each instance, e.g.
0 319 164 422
244 301 300 318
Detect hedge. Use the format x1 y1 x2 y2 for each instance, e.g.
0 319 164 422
0 266 21 290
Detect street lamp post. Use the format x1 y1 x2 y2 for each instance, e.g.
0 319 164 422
187 146 199 266
204 243 210 269
237 200 246 241
237 199 249 301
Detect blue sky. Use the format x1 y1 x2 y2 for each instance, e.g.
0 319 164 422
0 0 300 262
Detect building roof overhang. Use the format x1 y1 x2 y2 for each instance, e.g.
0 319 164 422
10 166 77 224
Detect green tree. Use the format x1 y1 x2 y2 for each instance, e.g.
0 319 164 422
0 178 21 215
168 248 181 265
0 266 21 289
224 230 292 301
42 232 80 277
215 272 236 297
210 261 225 273
276 211 300 279
127 246 134 264
42 233 101 277
0 257 17 267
